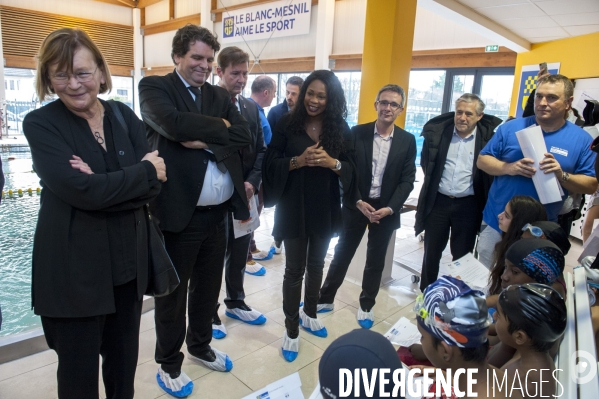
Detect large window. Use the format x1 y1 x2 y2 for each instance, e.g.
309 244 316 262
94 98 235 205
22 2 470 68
405 70 445 165
405 67 514 165
1 68 134 137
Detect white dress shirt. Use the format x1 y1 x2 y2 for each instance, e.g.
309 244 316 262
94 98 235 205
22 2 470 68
175 70 234 206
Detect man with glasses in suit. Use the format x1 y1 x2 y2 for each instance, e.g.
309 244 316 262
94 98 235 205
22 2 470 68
317 84 416 329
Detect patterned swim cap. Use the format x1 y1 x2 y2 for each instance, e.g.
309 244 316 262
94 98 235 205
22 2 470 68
506 239 564 285
415 276 492 348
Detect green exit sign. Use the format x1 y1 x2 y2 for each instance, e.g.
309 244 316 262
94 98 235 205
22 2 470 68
485 45 499 52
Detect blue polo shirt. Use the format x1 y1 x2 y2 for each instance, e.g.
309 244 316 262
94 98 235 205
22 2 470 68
481 115 596 232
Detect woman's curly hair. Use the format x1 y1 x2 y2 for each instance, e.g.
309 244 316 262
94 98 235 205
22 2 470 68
286 70 348 157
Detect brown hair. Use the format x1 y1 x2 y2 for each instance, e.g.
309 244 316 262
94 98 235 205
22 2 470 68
217 46 249 71
35 28 112 101
537 74 574 99
171 24 220 63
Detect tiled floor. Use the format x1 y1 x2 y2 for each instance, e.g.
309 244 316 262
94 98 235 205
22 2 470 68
0 203 584 399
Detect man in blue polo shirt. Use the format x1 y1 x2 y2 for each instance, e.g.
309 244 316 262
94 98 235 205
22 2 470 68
476 74 597 267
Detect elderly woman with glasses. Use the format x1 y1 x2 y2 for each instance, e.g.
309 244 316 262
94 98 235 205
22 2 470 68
23 28 166 399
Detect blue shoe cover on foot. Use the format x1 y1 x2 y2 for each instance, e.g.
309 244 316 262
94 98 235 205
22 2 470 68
225 307 267 325
252 249 273 261
245 266 266 276
317 303 334 313
156 367 193 398
212 323 227 339
282 331 299 362
299 309 328 338
357 308 374 329
189 348 233 372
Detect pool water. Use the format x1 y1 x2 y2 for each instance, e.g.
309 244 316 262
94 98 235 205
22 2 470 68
0 149 41 337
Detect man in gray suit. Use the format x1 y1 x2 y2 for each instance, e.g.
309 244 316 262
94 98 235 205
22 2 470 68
211 47 267 340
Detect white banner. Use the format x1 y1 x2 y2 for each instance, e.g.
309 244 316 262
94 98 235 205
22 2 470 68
221 0 311 44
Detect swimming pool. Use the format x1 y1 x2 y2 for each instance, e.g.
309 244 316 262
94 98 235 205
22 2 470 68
0 148 41 338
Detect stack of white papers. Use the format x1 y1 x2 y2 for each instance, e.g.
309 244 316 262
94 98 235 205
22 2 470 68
515 125 563 204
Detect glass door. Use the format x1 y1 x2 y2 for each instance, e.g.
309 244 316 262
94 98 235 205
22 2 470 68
479 74 515 121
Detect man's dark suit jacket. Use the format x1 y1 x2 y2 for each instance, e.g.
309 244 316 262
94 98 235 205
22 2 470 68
237 95 266 189
23 99 160 318
139 70 251 233
350 121 417 229
414 112 502 236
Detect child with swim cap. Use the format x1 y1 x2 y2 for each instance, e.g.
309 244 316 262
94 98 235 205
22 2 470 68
413 276 504 398
496 283 566 399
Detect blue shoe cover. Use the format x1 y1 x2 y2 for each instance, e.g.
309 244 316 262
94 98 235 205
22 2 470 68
245 266 266 276
212 323 227 339
357 307 374 329
252 249 274 261
299 309 328 338
282 331 299 362
189 348 233 372
156 367 193 398
225 307 267 325
317 303 334 313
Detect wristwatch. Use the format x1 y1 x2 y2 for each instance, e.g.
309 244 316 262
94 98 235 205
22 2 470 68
561 171 570 182
334 159 342 171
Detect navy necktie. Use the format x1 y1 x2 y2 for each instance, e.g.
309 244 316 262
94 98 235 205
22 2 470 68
188 86 202 112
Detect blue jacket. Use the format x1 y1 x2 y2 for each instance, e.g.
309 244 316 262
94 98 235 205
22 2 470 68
267 100 290 132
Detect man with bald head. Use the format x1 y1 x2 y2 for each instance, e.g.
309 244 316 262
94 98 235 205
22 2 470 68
250 75 276 145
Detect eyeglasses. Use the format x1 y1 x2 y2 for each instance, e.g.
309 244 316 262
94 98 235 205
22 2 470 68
522 223 543 238
50 66 98 84
376 100 403 110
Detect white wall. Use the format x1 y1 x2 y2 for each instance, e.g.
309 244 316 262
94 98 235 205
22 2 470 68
176 0 202 18
0 0 131 25
145 0 170 25
144 31 175 67
332 0 366 55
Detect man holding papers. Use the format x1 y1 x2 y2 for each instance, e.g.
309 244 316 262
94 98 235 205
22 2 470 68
476 74 597 267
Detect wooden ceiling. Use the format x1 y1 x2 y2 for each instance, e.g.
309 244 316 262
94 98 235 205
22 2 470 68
92 0 164 8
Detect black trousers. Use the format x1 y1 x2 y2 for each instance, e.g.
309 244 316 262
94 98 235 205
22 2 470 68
224 213 252 308
154 206 228 375
319 203 396 311
420 193 479 291
283 234 330 336
41 279 142 399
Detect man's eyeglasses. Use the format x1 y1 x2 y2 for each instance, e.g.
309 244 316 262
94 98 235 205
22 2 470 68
50 66 98 84
522 223 543 238
376 100 403 111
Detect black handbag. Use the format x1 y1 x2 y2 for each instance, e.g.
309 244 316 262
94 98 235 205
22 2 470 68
106 100 180 297
144 205 180 297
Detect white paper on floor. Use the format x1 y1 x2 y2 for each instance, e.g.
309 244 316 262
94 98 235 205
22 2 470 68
439 253 489 291
384 316 422 347
241 372 304 399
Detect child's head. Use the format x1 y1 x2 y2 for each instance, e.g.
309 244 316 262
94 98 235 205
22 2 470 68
415 276 492 368
501 239 564 290
521 221 571 255
496 283 566 352
497 196 546 233
489 196 548 295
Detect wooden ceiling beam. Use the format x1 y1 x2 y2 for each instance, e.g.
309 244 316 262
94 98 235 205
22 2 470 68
137 0 164 8
93 0 134 7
